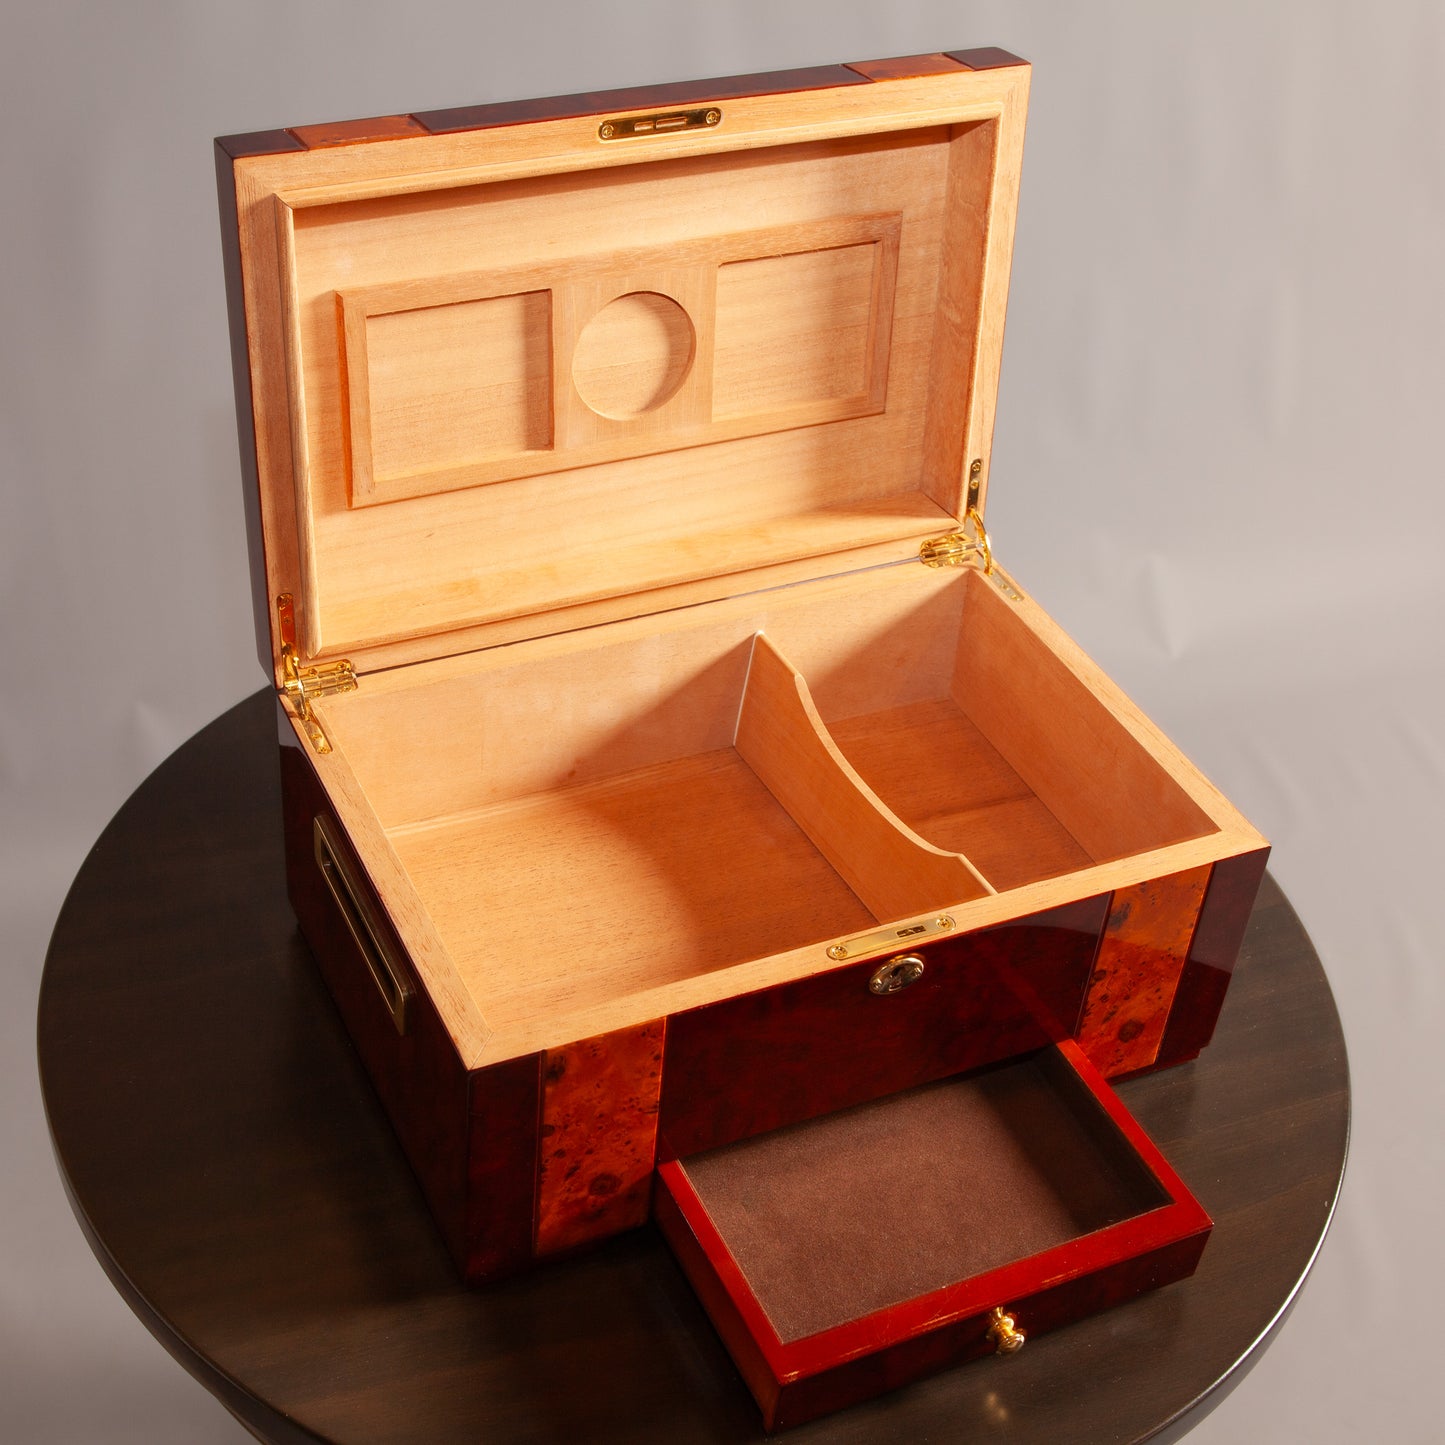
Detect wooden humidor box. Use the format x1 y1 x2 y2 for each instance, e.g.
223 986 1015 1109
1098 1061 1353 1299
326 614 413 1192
218 48 1267 1428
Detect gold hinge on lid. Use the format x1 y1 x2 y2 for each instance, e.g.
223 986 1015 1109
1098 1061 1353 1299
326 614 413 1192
919 460 1023 600
277 593 357 754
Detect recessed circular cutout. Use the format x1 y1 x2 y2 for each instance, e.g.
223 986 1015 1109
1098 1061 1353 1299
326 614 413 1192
572 291 695 418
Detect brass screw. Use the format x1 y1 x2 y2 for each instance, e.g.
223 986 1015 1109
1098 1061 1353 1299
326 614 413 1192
704 108 721 125
936 916 954 930
826 944 848 961
970 458 982 479
598 122 616 139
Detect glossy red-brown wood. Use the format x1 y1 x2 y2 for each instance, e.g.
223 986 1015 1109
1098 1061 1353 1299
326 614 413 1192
463 1053 543 1281
289 114 428 147
945 47 1028 71
658 895 1108 1160
656 1041 1212 1431
772 1232 1210 1430
281 715 541 1282
844 53 969 81
1157 846 1271 1067
412 64 870 135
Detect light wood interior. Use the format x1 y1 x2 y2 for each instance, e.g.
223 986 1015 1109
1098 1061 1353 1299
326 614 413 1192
237 67 1265 1068
275 123 1003 660
317 566 1225 1043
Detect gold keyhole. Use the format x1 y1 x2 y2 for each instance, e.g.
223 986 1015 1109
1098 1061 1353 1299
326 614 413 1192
868 954 925 995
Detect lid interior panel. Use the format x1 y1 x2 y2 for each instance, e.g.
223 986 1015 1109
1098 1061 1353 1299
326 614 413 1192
274 119 1006 661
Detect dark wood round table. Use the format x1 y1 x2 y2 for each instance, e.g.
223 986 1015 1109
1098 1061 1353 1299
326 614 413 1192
39 690 1349 1444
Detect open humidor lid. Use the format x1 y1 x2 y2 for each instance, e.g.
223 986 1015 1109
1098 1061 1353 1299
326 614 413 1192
217 50 1031 685
654 1039 1213 1431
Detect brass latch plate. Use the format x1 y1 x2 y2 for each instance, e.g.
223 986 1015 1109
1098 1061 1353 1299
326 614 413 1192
598 106 722 141
827 915 954 962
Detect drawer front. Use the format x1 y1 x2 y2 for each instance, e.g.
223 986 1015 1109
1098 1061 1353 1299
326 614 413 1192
658 893 1109 1159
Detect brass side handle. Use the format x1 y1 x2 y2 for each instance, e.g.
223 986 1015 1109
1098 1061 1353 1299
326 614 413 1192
986 1305 1026 1355
869 953 926 995
313 815 411 1034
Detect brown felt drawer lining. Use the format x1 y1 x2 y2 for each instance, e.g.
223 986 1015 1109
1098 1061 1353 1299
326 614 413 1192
677 1052 1168 1343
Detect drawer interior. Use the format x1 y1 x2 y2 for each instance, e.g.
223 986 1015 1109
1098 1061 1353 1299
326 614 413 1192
318 566 1223 1038
670 1048 1168 1343
655 1041 1211 1428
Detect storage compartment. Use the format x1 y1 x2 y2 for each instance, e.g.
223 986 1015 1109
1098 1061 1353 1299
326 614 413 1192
317 565 1224 1052
789 567 1221 890
655 1040 1212 1429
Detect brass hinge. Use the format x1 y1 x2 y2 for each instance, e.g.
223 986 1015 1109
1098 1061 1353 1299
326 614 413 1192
277 594 357 754
919 460 1022 600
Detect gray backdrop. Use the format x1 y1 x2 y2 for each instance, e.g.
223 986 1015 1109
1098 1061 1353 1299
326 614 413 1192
4 2 1441 1440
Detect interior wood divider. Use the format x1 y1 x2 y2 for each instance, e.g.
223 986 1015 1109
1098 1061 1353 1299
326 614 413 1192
734 634 994 922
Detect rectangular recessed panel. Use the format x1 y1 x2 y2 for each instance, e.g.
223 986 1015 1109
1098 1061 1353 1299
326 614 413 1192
365 290 552 485
334 211 900 509
713 242 881 417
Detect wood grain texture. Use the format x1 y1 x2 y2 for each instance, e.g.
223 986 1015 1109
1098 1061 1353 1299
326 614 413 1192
413 65 870 134
919 118 1001 519
463 1053 543 1281
36 692 1345 1445
290 114 428 148
825 697 1094 891
734 635 992 921
945 47 1029 72
846 54 969 82
216 129 306 160
1156 847 1271 1067
386 748 875 1040
535 1022 665 1257
216 138 295 679
955 572 1227 864
658 894 1110 1159
275 132 950 656
224 64 1033 673
309 559 1261 1069
1077 866 1212 1077
335 210 901 509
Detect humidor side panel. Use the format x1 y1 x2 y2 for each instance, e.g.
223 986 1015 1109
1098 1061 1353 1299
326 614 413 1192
1156 846 1270 1067
278 707 541 1279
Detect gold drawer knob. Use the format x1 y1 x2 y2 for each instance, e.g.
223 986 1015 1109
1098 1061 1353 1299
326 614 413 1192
986 1305 1026 1354
868 953 925 995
